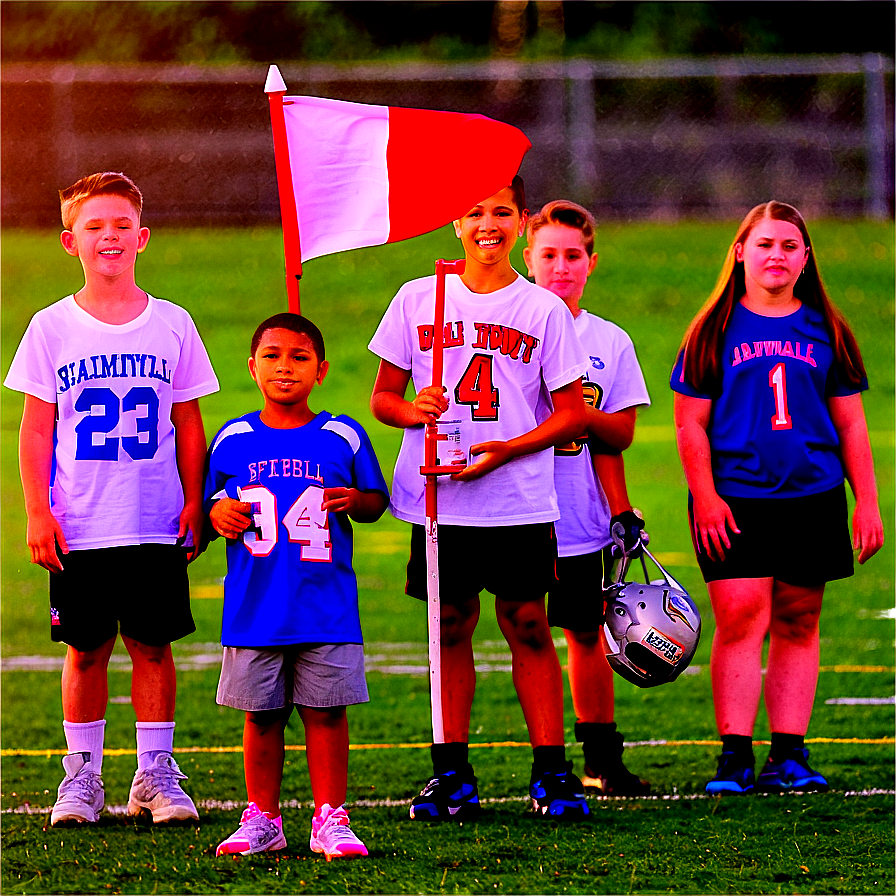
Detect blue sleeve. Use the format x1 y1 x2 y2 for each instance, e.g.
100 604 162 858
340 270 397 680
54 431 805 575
347 419 390 499
669 349 712 399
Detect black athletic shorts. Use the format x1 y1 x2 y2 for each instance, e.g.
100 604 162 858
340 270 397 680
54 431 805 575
547 548 610 632
689 484 854 587
406 522 558 606
49 543 195 651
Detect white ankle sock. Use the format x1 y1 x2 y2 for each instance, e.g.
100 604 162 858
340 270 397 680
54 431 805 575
62 719 106 775
135 721 175 768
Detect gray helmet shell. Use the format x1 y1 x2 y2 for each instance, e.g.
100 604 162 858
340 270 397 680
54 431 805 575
602 549 701 688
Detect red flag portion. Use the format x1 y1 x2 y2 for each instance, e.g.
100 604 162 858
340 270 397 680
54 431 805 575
271 90 530 263
385 106 532 243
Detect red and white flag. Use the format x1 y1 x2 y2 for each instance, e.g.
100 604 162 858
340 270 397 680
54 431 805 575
266 70 531 262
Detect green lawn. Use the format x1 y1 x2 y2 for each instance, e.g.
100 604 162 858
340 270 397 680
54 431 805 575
2 222 893 894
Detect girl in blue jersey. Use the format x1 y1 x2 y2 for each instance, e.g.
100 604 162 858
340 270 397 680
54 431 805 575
205 313 389 859
671 201 883 794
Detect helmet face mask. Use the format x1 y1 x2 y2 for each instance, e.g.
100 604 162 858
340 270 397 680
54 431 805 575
602 547 701 688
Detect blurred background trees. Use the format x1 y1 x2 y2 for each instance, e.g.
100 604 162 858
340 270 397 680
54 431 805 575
2 0 893 65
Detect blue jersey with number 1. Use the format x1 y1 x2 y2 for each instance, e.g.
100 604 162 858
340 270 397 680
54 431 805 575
204 410 389 647
670 302 866 499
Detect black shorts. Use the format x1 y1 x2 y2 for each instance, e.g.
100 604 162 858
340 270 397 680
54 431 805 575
406 522 558 606
689 484 854 587
547 549 610 632
49 544 195 651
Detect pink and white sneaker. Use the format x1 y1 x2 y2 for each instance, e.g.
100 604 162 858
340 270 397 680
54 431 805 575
309 803 368 861
216 802 286 856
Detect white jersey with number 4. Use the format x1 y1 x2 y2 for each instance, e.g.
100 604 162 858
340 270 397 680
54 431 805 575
4 294 219 550
369 272 589 527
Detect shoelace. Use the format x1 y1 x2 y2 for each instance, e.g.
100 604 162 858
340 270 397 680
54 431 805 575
62 771 102 799
319 813 356 844
139 763 187 796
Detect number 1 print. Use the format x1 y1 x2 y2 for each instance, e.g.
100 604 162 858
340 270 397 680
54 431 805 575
769 362 793 430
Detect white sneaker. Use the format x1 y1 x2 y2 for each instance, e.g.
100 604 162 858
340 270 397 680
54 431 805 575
309 803 368 861
51 752 104 825
127 752 199 822
216 802 287 856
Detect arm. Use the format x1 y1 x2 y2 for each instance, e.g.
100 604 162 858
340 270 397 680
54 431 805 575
673 391 739 560
322 488 389 523
587 405 636 454
828 393 884 564
452 378 587 482
593 452 632 516
171 398 208 563
370 358 447 428
19 394 66 573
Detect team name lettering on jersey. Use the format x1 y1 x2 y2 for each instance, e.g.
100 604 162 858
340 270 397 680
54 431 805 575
731 341 816 368
247 458 324 484
57 353 172 393
416 321 539 364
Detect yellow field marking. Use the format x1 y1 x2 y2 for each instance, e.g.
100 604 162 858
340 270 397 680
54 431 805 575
190 584 223 599
819 665 895 673
4 736 892 759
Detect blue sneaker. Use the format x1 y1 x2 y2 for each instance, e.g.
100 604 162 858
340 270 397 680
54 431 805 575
705 752 755 794
529 763 590 819
409 768 481 820
756 748 829 793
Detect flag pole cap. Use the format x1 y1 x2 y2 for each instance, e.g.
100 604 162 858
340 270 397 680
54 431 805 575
265 65 287 94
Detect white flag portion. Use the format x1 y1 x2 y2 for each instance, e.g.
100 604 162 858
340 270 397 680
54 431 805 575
275 93 531 262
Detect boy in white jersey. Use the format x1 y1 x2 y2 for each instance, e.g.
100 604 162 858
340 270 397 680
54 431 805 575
4 172 219 825
368 177 591 820
524 200 651 795
206 314 388 858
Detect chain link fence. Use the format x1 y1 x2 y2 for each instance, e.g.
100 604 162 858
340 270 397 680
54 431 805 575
2 55 892 227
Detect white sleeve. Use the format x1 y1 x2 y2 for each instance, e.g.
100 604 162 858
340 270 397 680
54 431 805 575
3 313 58 403
602 330 651 413
540 301 590 393
170 311 219 402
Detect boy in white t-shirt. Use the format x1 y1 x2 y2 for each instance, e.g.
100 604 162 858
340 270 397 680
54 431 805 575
523 199 651 795
4 172 219 825
368 177 591 820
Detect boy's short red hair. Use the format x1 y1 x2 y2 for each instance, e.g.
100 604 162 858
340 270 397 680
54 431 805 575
59 172 143 231
527 199 596 256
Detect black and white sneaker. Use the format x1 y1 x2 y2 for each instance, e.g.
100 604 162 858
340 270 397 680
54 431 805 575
409 767 481 820
529 762 590 820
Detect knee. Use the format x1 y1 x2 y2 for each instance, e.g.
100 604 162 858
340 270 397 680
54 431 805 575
440 600 479 647
771 605 820 643
247 707 291 730
124 637 172 666
499 601 552 650
566 628 601 650
66 641 114 672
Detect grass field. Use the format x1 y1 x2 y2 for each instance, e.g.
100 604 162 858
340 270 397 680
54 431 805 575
1 221 894 895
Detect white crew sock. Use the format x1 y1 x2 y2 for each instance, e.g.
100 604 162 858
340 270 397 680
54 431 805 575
62 719 106 775
135 721 176 769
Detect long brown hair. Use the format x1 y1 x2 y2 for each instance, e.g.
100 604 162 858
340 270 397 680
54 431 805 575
678 201 866 393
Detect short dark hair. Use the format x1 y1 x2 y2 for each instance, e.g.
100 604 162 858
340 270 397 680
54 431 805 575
509 175 527 215
527 199 596 256
60 172 143 230
250 313 325 362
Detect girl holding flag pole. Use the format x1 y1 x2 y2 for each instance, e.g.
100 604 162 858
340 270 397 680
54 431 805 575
368 177 592 821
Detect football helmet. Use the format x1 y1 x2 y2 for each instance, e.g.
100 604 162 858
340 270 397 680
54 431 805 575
602 542 701 688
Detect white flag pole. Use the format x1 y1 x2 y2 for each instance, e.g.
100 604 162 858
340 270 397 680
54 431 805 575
420 258 465 744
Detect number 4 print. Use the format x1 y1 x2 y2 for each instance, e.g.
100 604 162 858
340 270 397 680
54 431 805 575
455 353 499 420
769 362 793 430
238 483 332 561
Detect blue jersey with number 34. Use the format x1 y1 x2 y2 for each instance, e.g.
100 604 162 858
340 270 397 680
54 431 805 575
670 302 866 499
204 410 389 647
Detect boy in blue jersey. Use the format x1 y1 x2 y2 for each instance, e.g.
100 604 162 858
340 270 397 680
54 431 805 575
204 313 389 859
